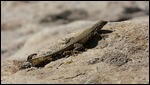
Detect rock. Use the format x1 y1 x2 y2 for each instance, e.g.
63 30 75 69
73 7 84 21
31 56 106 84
1 1 149 84
1 19 149 84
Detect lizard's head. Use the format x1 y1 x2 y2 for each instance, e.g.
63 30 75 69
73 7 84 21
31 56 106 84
100 20 108 26
93 20 108 30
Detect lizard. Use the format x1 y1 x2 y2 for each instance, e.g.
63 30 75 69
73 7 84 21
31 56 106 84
20 20 108 69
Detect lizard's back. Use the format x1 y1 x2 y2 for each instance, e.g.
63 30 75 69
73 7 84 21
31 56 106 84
48 20 108 56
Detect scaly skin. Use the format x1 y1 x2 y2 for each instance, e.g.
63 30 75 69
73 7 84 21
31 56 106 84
20 20 108 69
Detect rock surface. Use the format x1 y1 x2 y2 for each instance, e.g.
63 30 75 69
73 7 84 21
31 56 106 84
1 1 149 84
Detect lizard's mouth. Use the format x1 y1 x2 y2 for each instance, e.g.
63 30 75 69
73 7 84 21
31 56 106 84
99 20 108 27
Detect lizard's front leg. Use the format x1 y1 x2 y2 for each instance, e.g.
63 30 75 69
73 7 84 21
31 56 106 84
93 29 101 36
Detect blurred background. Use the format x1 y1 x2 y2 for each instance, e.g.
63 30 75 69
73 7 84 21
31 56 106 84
1 1 149 59
1 1 149 84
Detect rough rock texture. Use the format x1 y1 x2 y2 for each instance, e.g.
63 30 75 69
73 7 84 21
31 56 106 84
1 1 149 84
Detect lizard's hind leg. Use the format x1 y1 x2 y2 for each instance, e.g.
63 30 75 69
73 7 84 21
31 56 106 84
27 53 37 61
63 43 85 57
